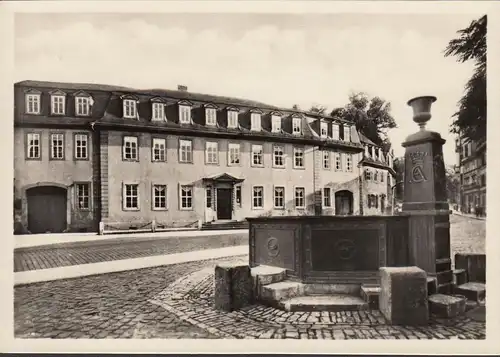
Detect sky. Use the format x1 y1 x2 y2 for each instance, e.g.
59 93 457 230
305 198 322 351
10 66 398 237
14 12 480 165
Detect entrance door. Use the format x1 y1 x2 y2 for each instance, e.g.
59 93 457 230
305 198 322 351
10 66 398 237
335 190 353 216
27 186 67 233
216 188 232 220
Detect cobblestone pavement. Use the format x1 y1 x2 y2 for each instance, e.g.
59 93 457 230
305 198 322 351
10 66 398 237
450 214 485 259
14 233 247 272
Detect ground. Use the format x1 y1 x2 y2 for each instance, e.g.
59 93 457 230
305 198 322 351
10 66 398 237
14 214 486 339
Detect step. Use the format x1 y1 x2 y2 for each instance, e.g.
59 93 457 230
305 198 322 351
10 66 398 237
303 283 361 296
436 270 453 285
428 294 466 318
251 265 287 286
454 282 486 302
260 281 304 301
453 269 467 286
436 258 452 272
280 294 369 312
427 277 438 295
437 283 452 294
360 285 380 309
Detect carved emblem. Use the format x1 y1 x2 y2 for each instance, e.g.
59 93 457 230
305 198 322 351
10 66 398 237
266 237 280 257
335 239 356 260
409 151 427 183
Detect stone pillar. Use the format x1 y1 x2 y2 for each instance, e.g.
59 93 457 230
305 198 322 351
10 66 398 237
401 96 452 294
313 146 322 215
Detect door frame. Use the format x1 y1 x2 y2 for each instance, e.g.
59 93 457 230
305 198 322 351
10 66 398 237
216 186 233 220
334 189 354 216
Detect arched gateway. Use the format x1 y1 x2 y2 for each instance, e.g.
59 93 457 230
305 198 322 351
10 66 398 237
26 185 67 234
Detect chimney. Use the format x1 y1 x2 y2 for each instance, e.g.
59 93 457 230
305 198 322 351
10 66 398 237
177 85 188 92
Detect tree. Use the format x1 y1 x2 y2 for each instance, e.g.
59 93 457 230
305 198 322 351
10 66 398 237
330 92 397 148
444 15 486 142
392 156 405 200
309 104 327 115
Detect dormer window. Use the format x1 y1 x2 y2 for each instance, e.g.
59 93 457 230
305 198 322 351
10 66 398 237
332 123 340 140
152 102 165 121
271 115 281 133
179 104 191 124
75 93 92 117
343 125 351 142
25 91 41 114
251 112 261 131
205 107 217 126
50 91 66 115
123 98 137 119
227 109 239 128
292 117 302 135
320 122 328 138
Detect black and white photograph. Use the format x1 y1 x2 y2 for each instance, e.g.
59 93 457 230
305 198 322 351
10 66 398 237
1 0 497 354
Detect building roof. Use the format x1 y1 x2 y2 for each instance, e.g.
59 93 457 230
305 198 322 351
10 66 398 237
358 132 377 146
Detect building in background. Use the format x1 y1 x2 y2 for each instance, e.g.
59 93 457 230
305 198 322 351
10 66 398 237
14 80 395 234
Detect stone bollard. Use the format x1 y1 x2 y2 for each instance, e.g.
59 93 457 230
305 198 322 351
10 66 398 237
214 263 254 312
455 253 486 283
98 221 105 235
379 266 429 325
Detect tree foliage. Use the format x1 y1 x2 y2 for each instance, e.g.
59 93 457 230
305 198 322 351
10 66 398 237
444 15 486 141
309 104 327 115
330 92 397 150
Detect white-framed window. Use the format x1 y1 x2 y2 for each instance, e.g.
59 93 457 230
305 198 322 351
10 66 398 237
271 115 281 133
274 186 285 209
51 95 65 115
152 138 166 162
292 117 302 134
320 122 328 138
346 154 353 172
152 102 165 121
205 141 218 164
335 152 342 171
251 113 261 131
343 126 351 142
26 133 40 159
123 136 138 161
332 124 340 140
123 99 137 119
76 96 91 116
294 147 304 168
251 144 263 166
323 151 330 169
227 110 239 128
380 171 384 183
206 108 217 126
228 143 241 165
323 187 331 207
75 134 88 160
76 183 90 210
26 94 41 114
295 187 305 208
235 185 242 207
180 185 193 210
152 184 167 210
123 183 139 210
179 105 191 124
179 139 193 163
50 133 64 159
252 186 264 209
365 169 371 180
374 171 379 182
273 145 285 167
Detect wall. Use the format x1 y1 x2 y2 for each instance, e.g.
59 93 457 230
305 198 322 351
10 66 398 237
362 166 390 215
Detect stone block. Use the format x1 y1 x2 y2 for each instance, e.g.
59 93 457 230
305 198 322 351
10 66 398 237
360 285 380 309
455 282 486 302
455 253 486 283
428 294 466 318
214 263 253 312
379 266 429 326
427 277 437 295
453 269 467 286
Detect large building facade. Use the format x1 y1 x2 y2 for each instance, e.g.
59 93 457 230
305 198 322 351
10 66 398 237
14 80 395 234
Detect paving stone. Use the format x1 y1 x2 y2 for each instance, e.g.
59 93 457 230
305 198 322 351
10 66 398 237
428 294 466 318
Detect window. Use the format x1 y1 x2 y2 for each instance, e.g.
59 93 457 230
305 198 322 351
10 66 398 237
75 134 88 160
365 169 371 180
180 185 193 209
294 147 304 168
323 187 331 207
206 141 218 164
272 115 281 133
481 174 486 186
26 133 41 159
292 118 302 134
206 187 212 208
123 184 139 210
50 133 64 159
380 172 384 183
152 102 165 121
252 186 264 208
228 110 239 128
26 94 40 114
76 97 90 116
252 144 263 166
123 99 137 119
335 152 342 171
152 138 166 162
123 136 138 161
273 145 285 167
346 154 352 172
374 171 379 182
332 124 340 140
228 143 240 165
274 186 285 208
206 108 217 126
179 105 191 124
153 184 167 210
235 186 242 207
295 187 305 208
323 151 330 169
251 113 261 131
367 194 378 208
51 95 65 115
320 122 328 138
76 183 90 210
374 194 379 208
343 125 351 142
179 139 193 163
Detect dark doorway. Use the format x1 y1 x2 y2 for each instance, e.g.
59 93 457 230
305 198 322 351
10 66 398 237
27 186 67 233
335 190 353 216
216 188 232 220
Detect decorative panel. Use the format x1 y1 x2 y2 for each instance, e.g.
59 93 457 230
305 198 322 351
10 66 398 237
253 224 298 271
